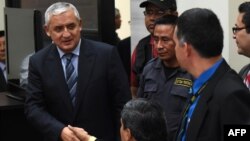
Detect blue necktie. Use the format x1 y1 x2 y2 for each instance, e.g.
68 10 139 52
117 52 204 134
64 53 77 106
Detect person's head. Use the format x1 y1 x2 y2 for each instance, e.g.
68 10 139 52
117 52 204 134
120 98 167 141
153 15 177 66
44 2 82 53
140 0 177 34
115 8 122 30
173 8 223 70
0 30 5 63
233 2 250 57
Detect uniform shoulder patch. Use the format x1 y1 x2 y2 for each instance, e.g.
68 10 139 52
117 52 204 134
174 77 192 87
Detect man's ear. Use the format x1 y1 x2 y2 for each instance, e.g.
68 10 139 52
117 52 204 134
124 128 134 141
79 19 83 31
183 42 192 57
44 25 50 37
179 41 190 57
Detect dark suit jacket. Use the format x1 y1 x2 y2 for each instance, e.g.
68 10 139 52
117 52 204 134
179 60 250 141
117 37 131 83
239 63 250 79
25 38 131 141
0 67 7 92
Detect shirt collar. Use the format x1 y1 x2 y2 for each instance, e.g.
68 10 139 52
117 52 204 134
192 58 223 94
0 62 5 71
57 39 81 58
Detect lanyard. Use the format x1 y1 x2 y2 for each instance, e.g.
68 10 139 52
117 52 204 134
177 82 208 141
190 82 207 104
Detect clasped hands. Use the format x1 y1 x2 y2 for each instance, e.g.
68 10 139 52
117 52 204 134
61 125 96 141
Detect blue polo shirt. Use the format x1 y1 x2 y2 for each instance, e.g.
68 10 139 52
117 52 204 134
181 58 223 141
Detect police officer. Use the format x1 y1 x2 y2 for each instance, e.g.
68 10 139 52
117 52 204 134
131 0 178 98
137 15 193 141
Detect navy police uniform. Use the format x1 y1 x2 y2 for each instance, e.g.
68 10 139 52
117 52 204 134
137 58 193 141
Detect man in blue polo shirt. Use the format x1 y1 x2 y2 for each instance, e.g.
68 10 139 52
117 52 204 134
173 8 250 141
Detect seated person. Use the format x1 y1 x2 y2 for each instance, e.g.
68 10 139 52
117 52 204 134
68 98 168 141
0 30 7 92
20 52 35 88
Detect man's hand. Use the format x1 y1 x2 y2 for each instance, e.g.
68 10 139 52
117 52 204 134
68 125 91 141
61 127 81 141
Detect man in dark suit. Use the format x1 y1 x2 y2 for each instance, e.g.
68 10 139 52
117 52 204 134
233 2 250 89
117 36 131 84
0 30 7 92
24 2 131 141
173 8 250 141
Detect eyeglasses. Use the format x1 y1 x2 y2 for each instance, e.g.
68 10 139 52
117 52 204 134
143 10 170 17
232 26 247 34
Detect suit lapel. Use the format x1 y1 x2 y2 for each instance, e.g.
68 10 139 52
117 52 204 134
186 60 230 141
74 39 96 113
46 45 74 112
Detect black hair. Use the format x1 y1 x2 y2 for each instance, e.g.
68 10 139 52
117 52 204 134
239 2 250 33
176 8 223 58
0 30 4 37
154 14 178 26
121 98 168 141
141 0 177 12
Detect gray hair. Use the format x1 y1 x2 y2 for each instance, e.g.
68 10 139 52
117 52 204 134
44 2 81 26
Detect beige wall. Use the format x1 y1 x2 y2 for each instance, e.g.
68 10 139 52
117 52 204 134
131 0 148 49
115 0 131 40
0 0 5 30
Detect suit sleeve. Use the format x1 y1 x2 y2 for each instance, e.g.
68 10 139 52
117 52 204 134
24 55 65 141
220 88 250 125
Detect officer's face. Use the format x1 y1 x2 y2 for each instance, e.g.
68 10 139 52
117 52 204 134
153 24 176 63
